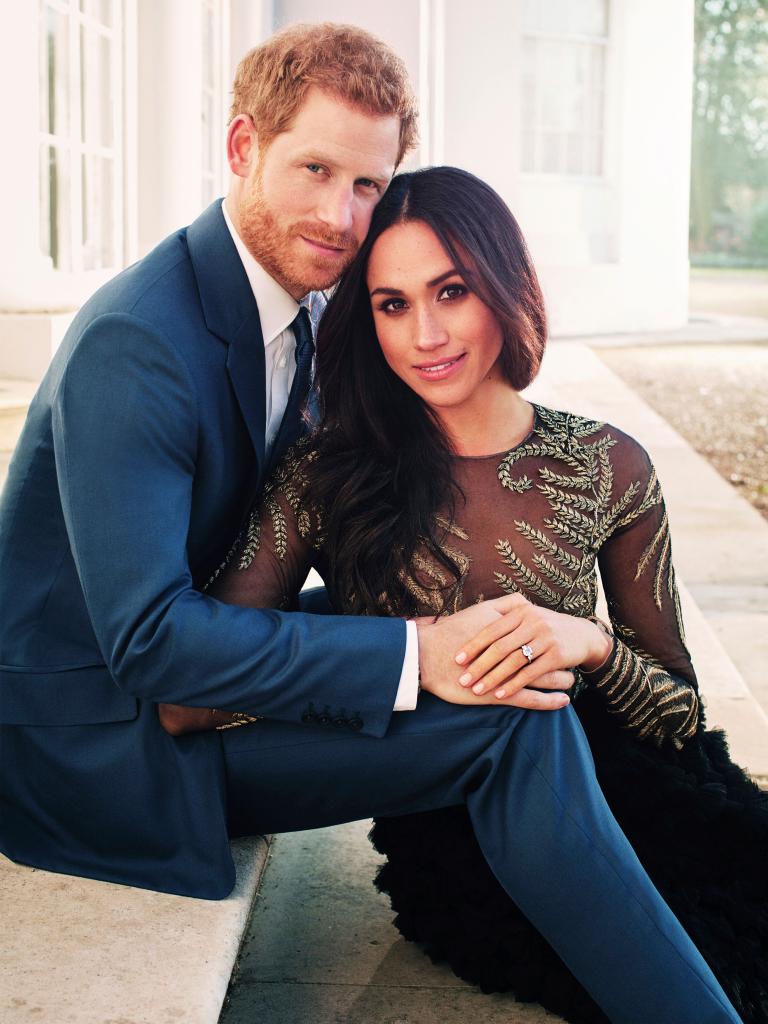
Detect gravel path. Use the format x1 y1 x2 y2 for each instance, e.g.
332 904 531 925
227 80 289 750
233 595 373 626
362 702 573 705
689 269 768 320
597 343 768 521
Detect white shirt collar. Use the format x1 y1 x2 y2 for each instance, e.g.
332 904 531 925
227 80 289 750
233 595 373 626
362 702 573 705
221 199 299 346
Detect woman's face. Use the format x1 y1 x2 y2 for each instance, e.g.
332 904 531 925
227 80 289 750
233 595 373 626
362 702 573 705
366 220 507 418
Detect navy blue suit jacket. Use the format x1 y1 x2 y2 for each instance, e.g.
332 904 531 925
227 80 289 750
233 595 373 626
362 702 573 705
0 201 405 898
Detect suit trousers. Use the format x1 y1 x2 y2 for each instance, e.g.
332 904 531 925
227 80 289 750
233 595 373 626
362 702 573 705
221 694 740 1024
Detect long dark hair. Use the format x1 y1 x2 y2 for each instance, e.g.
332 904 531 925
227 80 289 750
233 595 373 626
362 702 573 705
310 166 547 616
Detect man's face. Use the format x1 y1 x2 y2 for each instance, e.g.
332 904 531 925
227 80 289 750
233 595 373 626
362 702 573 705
237 88 401 299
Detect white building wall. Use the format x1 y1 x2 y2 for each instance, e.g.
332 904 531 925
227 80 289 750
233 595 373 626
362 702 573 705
136 0 206 256
273 0 422 118
271 0 694 336
0 0 694 379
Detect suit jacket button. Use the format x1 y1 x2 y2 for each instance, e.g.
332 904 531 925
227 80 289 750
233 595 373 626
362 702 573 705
348 717 363 731
333 717 347 729
317 712 331 725
301 711 316 724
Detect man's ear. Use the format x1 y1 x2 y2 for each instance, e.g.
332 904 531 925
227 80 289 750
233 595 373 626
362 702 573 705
227 114 258 178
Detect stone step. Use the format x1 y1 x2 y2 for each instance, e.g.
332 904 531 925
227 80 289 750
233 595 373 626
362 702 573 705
0 379 35 453
0 838 271 1024
222 821 562 1024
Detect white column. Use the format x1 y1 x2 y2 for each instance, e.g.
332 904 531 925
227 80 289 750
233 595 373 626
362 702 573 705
616 0 694 329
229 0 273 77
136 0 205 255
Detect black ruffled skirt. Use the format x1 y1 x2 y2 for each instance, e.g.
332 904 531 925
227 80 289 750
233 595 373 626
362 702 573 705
370 691 768 1024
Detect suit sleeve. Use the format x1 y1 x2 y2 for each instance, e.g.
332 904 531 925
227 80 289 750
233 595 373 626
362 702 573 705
52 312 404 737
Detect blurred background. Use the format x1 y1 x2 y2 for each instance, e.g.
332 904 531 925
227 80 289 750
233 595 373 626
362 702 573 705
1 0 766 340
0 0 766 512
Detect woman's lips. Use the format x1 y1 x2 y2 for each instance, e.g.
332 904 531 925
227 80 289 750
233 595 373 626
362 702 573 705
413 353 467 381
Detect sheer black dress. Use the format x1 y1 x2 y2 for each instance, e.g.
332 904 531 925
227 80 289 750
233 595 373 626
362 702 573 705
208 404 768 1024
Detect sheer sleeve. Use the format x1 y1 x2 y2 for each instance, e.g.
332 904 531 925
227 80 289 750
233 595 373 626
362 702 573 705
585 441 700 748
206 438 324 611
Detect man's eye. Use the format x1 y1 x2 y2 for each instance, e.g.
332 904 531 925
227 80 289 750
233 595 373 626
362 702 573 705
307 164 325 174
357 179 381 192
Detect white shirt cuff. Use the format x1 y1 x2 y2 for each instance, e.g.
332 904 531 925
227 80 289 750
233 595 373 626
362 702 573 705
393 620 420 711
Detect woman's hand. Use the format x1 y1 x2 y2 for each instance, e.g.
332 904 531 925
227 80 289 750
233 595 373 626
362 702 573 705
416 602 574 710
453 594 613 699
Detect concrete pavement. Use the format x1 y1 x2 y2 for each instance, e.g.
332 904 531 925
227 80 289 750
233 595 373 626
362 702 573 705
220 821 564 1024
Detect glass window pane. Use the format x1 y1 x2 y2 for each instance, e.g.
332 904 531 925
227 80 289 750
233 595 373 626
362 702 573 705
100 34 113 144
524 0 609 38
80 0 113 26
566 132 584 174
81 153 88 253
98 156 115 268
40 144 71 270
202 4 215 86
202 91 215 175
586 134 603 176
80 25 113 146
82 154 115 270
520 39 537 129
588 42 606 90
541 132 562 174
523 0 570 33
590 88 605 134
80 25 86 142
519 31 606 178
588 47 606 133
572 0 609 37
202 174 216 207
42 5 70 137
39 145 51 259
520 131 537 173
566 85 586 135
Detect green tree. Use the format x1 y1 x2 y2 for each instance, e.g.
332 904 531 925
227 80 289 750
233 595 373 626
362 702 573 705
690 0 768 257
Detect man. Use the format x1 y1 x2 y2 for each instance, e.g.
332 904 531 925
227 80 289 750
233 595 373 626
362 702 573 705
0 20 564 898
0 24 740 1022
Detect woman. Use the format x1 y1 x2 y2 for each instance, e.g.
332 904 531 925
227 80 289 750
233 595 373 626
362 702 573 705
164 167 766 1022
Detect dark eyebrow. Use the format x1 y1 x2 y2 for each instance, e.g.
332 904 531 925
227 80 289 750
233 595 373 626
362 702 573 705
369 269 462 299
369 287 404 298
427 269 461 287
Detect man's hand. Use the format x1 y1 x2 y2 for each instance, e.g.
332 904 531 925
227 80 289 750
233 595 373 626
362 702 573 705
416 602 573 711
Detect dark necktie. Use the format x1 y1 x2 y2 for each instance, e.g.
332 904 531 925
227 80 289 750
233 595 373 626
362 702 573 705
267 305 315 471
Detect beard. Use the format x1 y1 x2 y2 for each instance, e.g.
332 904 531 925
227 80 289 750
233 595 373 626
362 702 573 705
237 173 359 298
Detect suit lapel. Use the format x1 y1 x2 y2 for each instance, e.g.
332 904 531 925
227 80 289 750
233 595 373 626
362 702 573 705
186 201 267 474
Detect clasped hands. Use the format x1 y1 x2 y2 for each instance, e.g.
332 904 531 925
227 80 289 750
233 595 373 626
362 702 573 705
159 593 613 735
415 593 613 711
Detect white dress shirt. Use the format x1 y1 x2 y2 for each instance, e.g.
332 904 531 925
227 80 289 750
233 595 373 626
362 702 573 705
221 201 419 711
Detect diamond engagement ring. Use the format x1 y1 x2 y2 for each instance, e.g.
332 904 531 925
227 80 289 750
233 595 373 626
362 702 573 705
521 643 535 664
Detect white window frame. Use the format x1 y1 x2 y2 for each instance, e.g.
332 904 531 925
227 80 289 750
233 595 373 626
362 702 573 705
38 0 124 274
201 0 228 207
520 1 611 183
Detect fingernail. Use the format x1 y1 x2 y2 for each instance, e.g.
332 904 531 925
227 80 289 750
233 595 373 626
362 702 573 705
455 651 467 664
495 690 506 699
472 682 484 694
558 695 570 706
459 672 472 686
